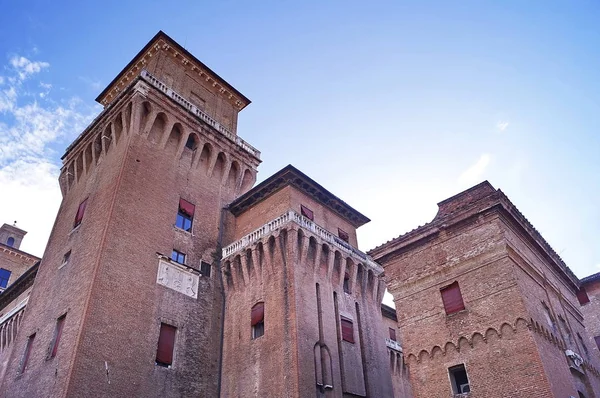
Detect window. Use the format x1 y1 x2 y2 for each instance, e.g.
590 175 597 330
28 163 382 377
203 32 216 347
389 327 397 341
343 273 351 294
176 198 195 232
338 228 349 243
6 237 14 247
200 261 211 277
49 315 66 359
448 364 470 394
300 205 314 221
73 198 88 228
171 250 186 265
440 281 465 315
594 336 600 351
251 302 265 339
559 316 573 345
341 317 354 343
185 135 196 150
19 333 35 373
578 333 590 358
156 323 176 367
60 250 72 268
577 287 590 305
0 268 11 289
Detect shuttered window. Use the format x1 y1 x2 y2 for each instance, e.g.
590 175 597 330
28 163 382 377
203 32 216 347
73 198 88 228
176 198 195 232
156 323 176 367
300 205 314 221
341 317 354 343
49 315 66 358
441 281 465 315
251 302 265 339
389 327 397 341
20 333 35 373
577 287 590 305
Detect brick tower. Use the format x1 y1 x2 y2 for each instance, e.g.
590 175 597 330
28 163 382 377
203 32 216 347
0 31 260 397
369 182 600 398
219 166 394 397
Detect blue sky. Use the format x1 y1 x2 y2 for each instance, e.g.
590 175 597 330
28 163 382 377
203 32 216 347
1 1 599 282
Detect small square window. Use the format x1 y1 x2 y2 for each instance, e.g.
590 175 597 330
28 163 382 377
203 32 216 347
176 198 195 232
0 268 11 289
440 281 465 315
300 205 314 221
200 261 211 277
171 250 186 265
448 364 470 394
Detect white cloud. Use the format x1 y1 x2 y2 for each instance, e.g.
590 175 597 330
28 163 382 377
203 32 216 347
0 53 99 256
458 153 492 186
496 121 509 132
9 56 49 81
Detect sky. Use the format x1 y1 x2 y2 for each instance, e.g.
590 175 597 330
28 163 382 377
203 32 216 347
1 1 599 286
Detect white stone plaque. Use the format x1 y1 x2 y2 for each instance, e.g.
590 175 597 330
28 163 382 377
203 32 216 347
156 260 199 299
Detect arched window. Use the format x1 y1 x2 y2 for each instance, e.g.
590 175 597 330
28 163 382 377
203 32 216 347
6 237 15 247
251 302 265 339
343 273 351 294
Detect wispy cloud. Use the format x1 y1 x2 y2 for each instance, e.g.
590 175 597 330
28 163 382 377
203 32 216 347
78 76 103 91
458 153 492 186
496 121 509 132
0 53 99 256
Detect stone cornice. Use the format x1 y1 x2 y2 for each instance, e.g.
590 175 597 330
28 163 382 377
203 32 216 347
0 243 40 263
96 31 250 110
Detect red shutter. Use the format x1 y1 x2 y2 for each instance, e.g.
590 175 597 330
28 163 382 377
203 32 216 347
74 199 88 227
156 323 176 366
51 315 66 358
389 327 397 341
179 198 195 217
300 205 314 221
338 228 349 242
341 318 354 343
441 282 465 314
577 287 590 305
251 302 264 326
21 334 35 372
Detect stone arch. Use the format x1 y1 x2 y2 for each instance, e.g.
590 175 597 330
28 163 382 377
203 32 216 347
406 353 418 365
307 236 318 267
319 244 329 278
75 152 84 181
212 152 227 180
165 123 183 154
224 260 233 289
256 241 265 273
458 336 470 352
66 162 75 187
84 142 93 174
139 101 152 133
296 229 305 261
198 142 212 174
367 269 375 299
185 132 200 151
418 349 429 363
240 169 255 193
431 345 443 359
103 123 113 152
485 327 501 342
227 161 240 189
148 112 167 144
332 251 342 286
444 341 458 355
267 235 277 259
113 112 124 144
356 263 365 294
124 101 133 132
245 249 254 279
472 332 485 347
233 255 244 286
93 132 103 164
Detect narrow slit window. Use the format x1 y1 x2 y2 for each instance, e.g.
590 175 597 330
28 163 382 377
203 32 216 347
594 336 600 351
49 314 66 358
389 327 397 341
61 250 72 268
251 302 265 339
341 317 354 343
176 198 195 232
343 273 351 294
73 198 88 228
19 333 36 373
300 205 314 221
171 250 186 265
156 323 176 367
448 364 470 394
440 281 465 315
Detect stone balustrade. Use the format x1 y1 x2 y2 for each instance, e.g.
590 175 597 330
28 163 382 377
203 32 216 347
386 338 402 352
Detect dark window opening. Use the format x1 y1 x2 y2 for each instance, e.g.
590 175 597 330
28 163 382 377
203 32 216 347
579 391 586 398
176 198 195 232
341 317 354 343
251 302 265 339
156 323 176 367
49 314 66 359
171 250 186 265
594 336 600 351
6 237 14 247
338 228 349 243
449 364 470 394
441 281 465 315
19 333 35 373
300 205 314 221
343 273 351 294
200 261 211 277
185 135 196 150
61 250 72 267
577 287 590 305
389 327 397 341
73 198 88 228
0 268 11 289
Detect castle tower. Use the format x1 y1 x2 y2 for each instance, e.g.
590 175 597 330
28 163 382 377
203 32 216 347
219 166 394 397
1 31 260 397
369 182 600 397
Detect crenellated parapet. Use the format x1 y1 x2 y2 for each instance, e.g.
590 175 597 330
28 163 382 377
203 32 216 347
221 210 385 303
